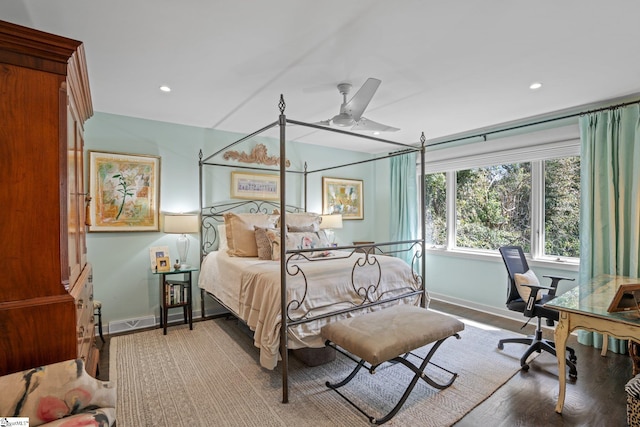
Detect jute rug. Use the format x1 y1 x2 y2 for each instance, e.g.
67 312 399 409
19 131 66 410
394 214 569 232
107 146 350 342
111 314 533 426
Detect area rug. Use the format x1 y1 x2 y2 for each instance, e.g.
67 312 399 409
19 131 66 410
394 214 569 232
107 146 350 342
111 314 532 426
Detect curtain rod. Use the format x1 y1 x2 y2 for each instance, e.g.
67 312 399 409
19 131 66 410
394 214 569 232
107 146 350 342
427 98 640 148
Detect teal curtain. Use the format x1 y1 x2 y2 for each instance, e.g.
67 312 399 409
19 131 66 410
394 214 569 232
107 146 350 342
578 104 640 353
390 152 418 265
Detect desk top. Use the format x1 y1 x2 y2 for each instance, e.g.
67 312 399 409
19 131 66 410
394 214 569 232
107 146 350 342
546 274 640 326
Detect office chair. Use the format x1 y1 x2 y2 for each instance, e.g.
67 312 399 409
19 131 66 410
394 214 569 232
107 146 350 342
498 246 577 378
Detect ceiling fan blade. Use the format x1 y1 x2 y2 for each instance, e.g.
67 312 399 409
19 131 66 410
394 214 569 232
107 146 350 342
344 78 381 121
351 117 400 132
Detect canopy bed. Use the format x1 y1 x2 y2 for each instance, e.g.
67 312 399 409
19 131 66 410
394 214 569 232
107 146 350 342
198 96 427 403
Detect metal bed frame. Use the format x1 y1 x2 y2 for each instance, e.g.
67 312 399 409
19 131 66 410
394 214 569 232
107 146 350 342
198 95 427 403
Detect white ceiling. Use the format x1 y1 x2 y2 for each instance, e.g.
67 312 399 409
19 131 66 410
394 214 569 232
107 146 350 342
3 1 640 153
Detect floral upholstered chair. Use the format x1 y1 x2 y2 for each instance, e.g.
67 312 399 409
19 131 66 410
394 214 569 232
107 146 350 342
0 359 115 426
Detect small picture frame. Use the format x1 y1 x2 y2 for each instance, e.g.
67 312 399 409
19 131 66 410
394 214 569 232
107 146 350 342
607 283 640 312
156 256 171 272
149 246 170 270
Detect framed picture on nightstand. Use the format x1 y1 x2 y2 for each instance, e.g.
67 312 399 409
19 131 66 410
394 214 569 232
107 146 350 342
156 256 171 272
149 246 170 270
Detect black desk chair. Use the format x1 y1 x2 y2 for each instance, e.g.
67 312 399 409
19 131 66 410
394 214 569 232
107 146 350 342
498 246 577 378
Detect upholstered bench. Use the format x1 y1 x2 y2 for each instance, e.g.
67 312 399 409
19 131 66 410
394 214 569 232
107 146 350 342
321 304 465 425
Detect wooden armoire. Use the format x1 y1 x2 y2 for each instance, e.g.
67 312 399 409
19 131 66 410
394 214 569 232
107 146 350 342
0 20 98 376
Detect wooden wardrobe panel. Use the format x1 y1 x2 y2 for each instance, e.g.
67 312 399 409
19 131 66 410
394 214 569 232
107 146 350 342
0 20 96 376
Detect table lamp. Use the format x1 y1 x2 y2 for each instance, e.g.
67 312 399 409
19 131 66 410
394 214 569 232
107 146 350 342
320 214 343 245
163 213 199 268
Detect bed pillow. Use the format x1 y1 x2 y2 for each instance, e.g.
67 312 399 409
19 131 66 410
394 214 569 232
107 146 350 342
217 224 228 252
277 212 322 232
224 213 277 257
254 226 276 260
514 269 544 301
265 229 331 260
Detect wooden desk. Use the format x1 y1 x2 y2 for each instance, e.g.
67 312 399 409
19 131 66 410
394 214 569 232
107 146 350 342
546 275 640 413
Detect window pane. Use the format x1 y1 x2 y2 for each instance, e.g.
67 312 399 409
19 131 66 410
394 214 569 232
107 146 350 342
456 164 531 251
544 157 580 258
425 172 446 245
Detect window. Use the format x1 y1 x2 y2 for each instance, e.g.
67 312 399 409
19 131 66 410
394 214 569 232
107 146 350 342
425 172 446 246
422 124 581 260
543 157 580 258
424 156 580 259
455 163 531 251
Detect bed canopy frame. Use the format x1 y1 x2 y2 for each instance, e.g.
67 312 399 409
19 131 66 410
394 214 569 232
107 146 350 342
198 95 427 403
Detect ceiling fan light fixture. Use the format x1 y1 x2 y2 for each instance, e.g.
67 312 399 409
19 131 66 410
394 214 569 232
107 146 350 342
332 113 354 127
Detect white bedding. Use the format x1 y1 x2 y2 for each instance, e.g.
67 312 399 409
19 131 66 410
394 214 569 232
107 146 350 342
198 250 426 369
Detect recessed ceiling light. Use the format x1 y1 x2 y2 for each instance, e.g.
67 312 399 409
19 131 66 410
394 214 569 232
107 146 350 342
373 131 380 135
159 85 171 92
529 82 543 90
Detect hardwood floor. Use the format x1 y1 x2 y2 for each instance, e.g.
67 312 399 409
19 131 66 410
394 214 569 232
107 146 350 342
98 301 632 426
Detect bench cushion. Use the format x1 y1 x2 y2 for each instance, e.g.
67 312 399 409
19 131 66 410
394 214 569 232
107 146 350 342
321 305 464 365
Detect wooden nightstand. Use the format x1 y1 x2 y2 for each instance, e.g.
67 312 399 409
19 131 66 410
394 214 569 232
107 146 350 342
153 268 197 335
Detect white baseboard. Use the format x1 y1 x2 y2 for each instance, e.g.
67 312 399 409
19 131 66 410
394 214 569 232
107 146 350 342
428 292 557 331
429 292 527 323
104 306 226 336
100 295 543 336
108 315 157 335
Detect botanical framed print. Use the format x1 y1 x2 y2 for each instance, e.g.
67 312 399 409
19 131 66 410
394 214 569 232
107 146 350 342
89 151 161 232
230 171 280 201
322 177 364 220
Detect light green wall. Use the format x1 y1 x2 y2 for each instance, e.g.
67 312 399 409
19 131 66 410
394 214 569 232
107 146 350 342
425 252 578 315
84 112 378 327
85 112 578 330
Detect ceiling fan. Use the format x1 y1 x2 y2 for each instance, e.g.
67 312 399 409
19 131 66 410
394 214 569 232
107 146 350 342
315 78 400 132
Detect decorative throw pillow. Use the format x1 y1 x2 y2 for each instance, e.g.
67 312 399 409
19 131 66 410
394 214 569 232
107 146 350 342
0 359 116 427
254 226 276 260
277 212 322 232
224 213 277 257
514 269 544 301
265 229 331 260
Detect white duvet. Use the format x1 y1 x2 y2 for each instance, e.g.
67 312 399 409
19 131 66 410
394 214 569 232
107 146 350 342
198 250 425 369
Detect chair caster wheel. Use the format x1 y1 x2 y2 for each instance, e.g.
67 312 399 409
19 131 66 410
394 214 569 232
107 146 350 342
521 364 530 371
569 372 577 379
498 343 504 350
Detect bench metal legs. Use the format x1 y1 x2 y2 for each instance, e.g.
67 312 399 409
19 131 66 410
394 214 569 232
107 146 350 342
325 334 460 425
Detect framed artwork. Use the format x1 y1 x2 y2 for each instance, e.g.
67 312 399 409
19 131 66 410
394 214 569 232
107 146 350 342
322 177 364 220
89 151 160 232
156 256 171 272
149 246 170 270
230 171 280 201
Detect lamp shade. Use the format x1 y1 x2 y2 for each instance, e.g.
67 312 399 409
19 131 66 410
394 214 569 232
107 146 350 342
163 214 199 234
320 214 343 230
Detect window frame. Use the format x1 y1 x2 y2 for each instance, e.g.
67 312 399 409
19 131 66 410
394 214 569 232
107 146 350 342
422 124 580 267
